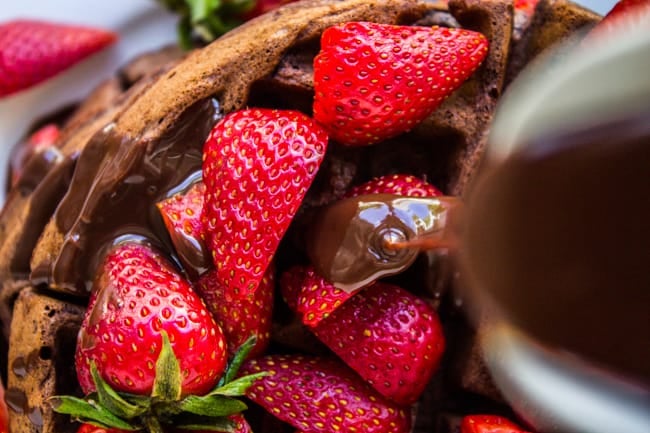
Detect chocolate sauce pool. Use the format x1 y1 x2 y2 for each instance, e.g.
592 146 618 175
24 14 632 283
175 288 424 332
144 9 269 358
461 108 650 386
31 98 222 294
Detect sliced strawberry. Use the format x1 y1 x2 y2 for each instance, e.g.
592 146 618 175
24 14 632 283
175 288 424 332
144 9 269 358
280 265 358 327
156 180 211 278
345 173 442 198
75 242 227 397
196 264 275 359
202 108 328 300
0 20 117 97
312 282 445 405
241 354 411 433
313 22 488 146
461 415 532 433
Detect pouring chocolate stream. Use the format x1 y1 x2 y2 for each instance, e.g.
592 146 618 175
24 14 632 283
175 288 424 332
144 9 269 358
306 193 461 293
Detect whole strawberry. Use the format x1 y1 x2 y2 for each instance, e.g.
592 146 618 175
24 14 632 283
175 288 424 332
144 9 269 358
312 282 445 405
461 415 532 433
313 22 488 146
75 242 227 397
202 108 327 300
0 20 117 97
241 354 411 433
345 173 443 198
196 264 275 359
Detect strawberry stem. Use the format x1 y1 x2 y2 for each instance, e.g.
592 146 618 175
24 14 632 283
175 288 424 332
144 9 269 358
52 333 262 431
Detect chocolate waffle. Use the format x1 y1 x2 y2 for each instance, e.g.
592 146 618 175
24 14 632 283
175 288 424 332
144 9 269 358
0 1 601 432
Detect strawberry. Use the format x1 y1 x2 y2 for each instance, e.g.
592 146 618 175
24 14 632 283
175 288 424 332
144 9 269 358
77 424 128 433
241 354 412 433
156 180 210 278
280 265 358 327
514 0 540 15
312 282 445 405
345 173 442 198
0 381 8 433
202 108 328 300
10 123 61 186
240 0 300 20
196 264 275 359
461 415 532 433
75 242 227 397
313 22 488 146
586 0 650 38
0 20 117 97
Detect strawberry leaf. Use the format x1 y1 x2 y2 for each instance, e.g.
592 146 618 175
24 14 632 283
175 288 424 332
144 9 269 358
156 0 250 46
49 396 140 430
90 362 147 419
152 331 182 402
177 394 247 416
210 372 268 396
187 0 222 23
171 414 236 431
219 335 257 386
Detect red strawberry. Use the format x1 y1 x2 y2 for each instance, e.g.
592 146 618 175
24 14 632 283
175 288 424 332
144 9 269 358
240 0 299 20
586 0 650 38
0 20 117 97
313 22 488 146
241 355 412 433
312 282 445 405
10 123 61 186
280 265 358 327
77 424 128 433
0 381 8 433
75 242 227 397
156 180 211 278
196 264 275 359
514 0 540 15
202 108 328 300
461 415 532 433
345 173 442 198
222 414 252 433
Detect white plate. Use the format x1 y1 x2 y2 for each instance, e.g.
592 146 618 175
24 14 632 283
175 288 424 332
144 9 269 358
0 0 178 203
0 0 616 202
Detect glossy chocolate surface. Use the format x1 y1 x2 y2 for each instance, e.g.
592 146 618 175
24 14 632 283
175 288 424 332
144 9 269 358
30 98 221 294
307 193 460 292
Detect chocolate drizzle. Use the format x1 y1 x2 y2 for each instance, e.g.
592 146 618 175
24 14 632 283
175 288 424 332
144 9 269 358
307 193 460 292
34 98 221 294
